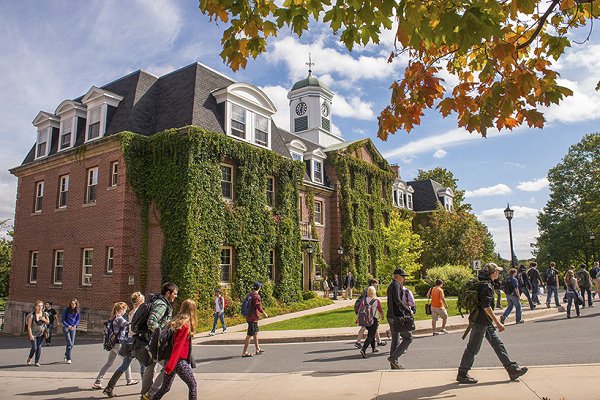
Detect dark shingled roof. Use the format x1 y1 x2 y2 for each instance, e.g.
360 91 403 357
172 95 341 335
406 179 448 212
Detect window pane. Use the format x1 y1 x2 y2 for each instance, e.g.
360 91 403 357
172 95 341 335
88 122 100 140
221 165 232 198
231 105 245 139
255 114 268 146
292 153 302 161
90 107 101 123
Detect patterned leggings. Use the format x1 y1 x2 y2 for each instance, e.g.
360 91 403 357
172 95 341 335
152 359 196 400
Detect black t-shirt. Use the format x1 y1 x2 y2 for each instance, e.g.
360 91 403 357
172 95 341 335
46 308 57 325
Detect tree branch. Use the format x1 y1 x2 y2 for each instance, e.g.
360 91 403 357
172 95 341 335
516 0 561 50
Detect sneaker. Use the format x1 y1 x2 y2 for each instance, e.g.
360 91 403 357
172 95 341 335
440 329 448 333
508 366 528 381
456 373 478 384
546 303 551 308
126 380 139 386
387 356 401 370
354 341 362 349
433 332 439 336
141 393 151 400
208 332 215 336
530 304 536 310
34 363 40 367
27 358 32 366
223 329 227 333
372 348 380 353
93 383 104 390
500 315 506 324
377 340 387 346
360 350 367 358
66 360 72 364
516 320 524 324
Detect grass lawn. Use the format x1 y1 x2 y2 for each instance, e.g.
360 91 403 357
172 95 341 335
261 298 514 331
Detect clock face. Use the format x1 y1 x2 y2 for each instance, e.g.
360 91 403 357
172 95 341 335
296 102 307 116
321 103 329 117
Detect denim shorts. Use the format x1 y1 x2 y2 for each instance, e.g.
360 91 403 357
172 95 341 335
247 322 259 336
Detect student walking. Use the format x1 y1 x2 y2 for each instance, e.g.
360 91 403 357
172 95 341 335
386 268 414 370
357 286 384 358
209 288 227 335
492 277 503 309
151 299 197 400
242 282 268 357
332 274 339 300
591 261 600 298
577 264 593 307
354 279 386 349
564 269 581 318
27 300 49 366
62 298 80 364
527 262 543 305
44 301 58 346
129 292 146 381
323 276 330 299
457 263 528 384
517 265 535 310
344 272 355 300
545 262 560 307
94 302 136 390
427 280 449 335
500 268 523 324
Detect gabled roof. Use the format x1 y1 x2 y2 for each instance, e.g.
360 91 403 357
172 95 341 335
406 179 450 212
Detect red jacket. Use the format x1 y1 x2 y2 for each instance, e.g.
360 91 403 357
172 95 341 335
245 292 264 323
165 324 190 374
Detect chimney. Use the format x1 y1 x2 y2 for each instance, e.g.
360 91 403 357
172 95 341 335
390 164 401 178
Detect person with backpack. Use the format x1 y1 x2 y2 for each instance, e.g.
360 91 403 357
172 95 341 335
357 286 384 358
386 268 414 370
427 279 449 335
129 292 146 382
151 298 197 400
135 282 178 400
564 269 581 318
27 300 48 367
545 262 560 307
500 268 523 324
344 272 355 300
591 261 600 299
242 282 268 358
492 276 503 309
577 264 593 307
94 302 137 391
354 279 387 349
44 301 57 346
331 274 339 300
457 263 527 384
209 288 227 336
62 298 80 364
517 265 535 310
527 262 542 306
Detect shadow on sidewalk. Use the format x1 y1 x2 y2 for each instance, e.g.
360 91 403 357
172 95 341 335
304 352 388 363
372 380 506 400
17 385 98 399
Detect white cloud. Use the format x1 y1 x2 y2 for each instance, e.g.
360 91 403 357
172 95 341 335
260 85 291 130
353 128 368 135
517 177 549 192
478 206 539 220
383 128 479 159
465 184 512 198
433 149 447 159
333 94 375 120
529 197 536 204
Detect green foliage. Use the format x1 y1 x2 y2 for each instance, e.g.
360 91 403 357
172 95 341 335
416 167 470 211
120 128 304 307
0 221 12 298
301 290 318 300
457 278 483 316
424 264 475 296
377 209 423 278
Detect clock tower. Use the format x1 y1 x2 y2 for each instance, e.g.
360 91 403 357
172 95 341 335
288 65 343 147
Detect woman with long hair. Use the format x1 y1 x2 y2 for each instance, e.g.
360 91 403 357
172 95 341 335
129 292 146 380
93 302 137 390
564 269 581 318
152 299 197 400
62 298 80 364
27 300 49 366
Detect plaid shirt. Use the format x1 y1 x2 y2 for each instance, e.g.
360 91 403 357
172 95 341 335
147 295 173 332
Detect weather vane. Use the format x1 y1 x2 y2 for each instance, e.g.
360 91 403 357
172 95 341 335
306 53 314 75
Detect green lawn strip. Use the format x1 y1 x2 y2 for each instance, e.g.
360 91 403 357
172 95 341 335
261 299 516 331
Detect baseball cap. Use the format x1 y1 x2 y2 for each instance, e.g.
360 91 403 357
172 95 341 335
482 263 503 274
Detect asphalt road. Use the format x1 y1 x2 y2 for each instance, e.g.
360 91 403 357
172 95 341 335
1 304 598 375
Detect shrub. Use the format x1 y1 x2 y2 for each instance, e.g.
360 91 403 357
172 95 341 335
301 290 318 300
425 264 475 296
414 281 430 297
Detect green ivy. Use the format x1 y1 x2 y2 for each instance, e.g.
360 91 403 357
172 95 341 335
120 127 303 306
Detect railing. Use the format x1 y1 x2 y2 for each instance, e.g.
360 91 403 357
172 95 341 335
300 222 313 240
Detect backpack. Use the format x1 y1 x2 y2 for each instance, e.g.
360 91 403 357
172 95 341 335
131 293 161 335
517 272 525 287
354 290 367 315
502 277 514 295
148 326 175 361
241 293 254 317
102 318 123 351
456 278 483 317
590 266 599 279
357 298 377 327
545 269 557 284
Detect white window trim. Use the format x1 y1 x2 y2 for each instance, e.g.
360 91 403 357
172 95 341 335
224 101 273 150
314 200 323 225
106 247 114 273
59 175 69 208
220 163 234 201
110 162 118 187
220 246 233 283
406 193 413 210
35 127 50 159
268 249 275 281
29 251 38 284
35 181 44 213
291 152 303 161
82 87 123 143
86 167 98 204
266 176 275 207
82 248 93 286
59 117 74 151
54 250 64 285
32 112 60 159
313 160 323 184
55 100 86 152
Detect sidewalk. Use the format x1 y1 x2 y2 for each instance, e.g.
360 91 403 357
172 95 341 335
195 298 565 345
0 363 596 399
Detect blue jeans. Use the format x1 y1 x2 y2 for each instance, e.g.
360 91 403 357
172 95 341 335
333 286 338 299
45 323 54 344
519 286 534 308
459 323 518 372
566 292 580 317
28 336 44 363
211 312 226 333
116 339 134 372
546 285 559 306
581 287 592 306
531 283 540 305
63 327 76 361
502 293 522 322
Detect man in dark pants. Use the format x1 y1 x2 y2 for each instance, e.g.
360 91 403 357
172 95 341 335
517 264 535 309
457 263 528 384
386 268 414 370
344 272 355 300
527 262 542 306
332 274 339 300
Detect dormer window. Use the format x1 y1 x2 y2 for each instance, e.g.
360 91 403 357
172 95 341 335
87 107 101 141
255 114 268 146
291 152 303 161
444 197 453 211
55 100 86 151
313 160 323 184
231 105 246 139
36 128 48 159
60 117 73 150
405 193 413 210
81 87 123 143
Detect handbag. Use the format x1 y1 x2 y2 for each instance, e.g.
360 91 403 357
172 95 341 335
118 340 134 358
391 314 415 332
425 302 432 315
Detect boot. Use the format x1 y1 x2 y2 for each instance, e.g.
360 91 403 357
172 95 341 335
507 366 528 381
456 369 478 384
103 369 124 397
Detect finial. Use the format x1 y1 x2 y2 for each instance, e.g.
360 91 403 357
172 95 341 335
306 53 314 76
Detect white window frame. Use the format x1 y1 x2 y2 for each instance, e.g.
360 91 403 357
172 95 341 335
54 250 64 285
220 163 233 201
230 104 246 139
313 160 323 184
445 197 453 211
60 117 73 151
314 200 323 225
36 128 49 159
34 181 44 212
220 246 232 283
87 106 102 141
82 248 93 286
266 176 275 207
406 193 413 210
254 113 269 147
106 247 114 273
268 249 275 281
110 162 118 187
291 152 303 162
59 175 69 208
86 167 98 204
29 251 39 284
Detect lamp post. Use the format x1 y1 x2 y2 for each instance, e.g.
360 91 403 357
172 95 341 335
590 233 596 264
504 203 515 269
306 243 313 291
337 246 344 300
547 253 551 269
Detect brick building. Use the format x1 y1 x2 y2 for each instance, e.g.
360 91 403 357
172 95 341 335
5 62 452 334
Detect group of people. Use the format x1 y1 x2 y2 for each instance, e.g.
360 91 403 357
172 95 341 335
322 272 355 300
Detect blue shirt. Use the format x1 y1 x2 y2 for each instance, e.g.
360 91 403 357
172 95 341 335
62 308 80 327
508 276 519 294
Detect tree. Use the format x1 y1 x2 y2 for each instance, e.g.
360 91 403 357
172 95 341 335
0 220 12 298
377 210 423 278
199 0 591 138
416 167 470 211
534 133 600 269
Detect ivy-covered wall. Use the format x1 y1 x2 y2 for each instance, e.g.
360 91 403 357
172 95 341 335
327 139 396 289
120 127 303 306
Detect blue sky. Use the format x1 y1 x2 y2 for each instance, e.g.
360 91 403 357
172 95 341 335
1 0 599 260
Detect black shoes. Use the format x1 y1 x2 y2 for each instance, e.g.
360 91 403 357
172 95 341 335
508 366 528 381
372 348 380 353
456 372 478 384
360 350 367 358
516 320 524 324
387 356 401 370
377 340 387 346
500 315 506 324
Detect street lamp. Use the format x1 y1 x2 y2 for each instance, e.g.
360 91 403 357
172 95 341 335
590 233 596 264
547 253 551 268
504 203 515 269
337 246 344 300
305 243 313 290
